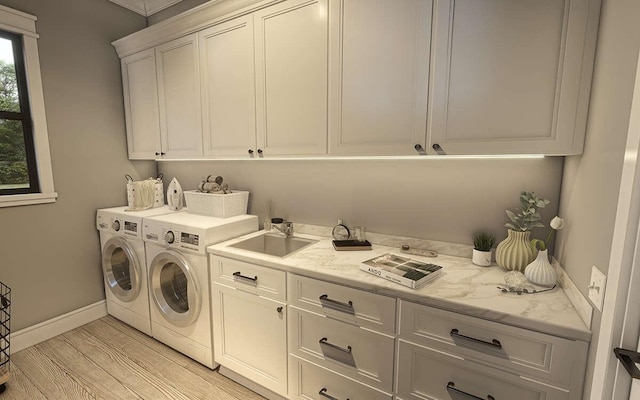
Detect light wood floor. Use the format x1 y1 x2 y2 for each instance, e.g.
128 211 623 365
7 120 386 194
2 316 266 399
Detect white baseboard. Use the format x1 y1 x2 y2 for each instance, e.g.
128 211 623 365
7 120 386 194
11 300 107 353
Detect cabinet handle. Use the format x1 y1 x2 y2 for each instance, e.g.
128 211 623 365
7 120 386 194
318 388 348 400
319 337 352 355
155 152 160 156
257 149 264 158
446 382 495 400
432 143 447 155
248 149 254 158
277 306 283 313
414 144 427 155
450 329 502 351
232 271 258 283
319 294 354 314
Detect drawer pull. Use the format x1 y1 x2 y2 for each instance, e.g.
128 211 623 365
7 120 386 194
233 271 258 283
319 337 352 354
319 294 354 314
319 337 356 367
450 329 502 350
318 388 349 400
446 382 495 400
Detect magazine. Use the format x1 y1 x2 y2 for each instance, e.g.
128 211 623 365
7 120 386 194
360 253 443 289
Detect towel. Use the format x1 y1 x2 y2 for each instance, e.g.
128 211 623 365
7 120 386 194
126 178 156 211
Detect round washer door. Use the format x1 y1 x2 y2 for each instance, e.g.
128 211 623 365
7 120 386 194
149 250 201 328
102 236 141 302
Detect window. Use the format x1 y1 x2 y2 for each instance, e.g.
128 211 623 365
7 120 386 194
0 5 56 207
0 30 39 195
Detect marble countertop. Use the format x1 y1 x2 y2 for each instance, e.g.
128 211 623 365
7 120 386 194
207 229 591 342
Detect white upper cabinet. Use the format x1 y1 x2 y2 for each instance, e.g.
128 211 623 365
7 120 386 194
427 0 599 155
328 0 432 155
199 16 257 157
253 0 329 156
121 49 161 160
155 33 203 158
114 0 600 158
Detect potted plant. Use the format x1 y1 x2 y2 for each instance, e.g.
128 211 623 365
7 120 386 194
495 191 550 272
472 232 495 266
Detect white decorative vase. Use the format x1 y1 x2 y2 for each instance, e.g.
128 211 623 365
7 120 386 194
524 249 557 287
495 230 534 272
472 249 492 266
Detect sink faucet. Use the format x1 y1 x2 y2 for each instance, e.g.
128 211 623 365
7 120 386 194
270 218 293 238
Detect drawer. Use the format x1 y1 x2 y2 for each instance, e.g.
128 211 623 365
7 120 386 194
289 356 392 400
399 300 588 389
210 255 286 301
396 340 570 400
289 307 395 392
288 274 396 334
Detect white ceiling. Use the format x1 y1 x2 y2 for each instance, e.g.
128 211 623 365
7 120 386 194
108 0 185 16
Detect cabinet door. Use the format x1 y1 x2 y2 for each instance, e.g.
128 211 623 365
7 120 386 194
212 283 288 397
254 0 328 156
328 0 432 155
200 16 257 157
289 356 392 400
288 307 395 392
428 0 597 155
156 34 203 158
121 49 161 160
396 340 571 400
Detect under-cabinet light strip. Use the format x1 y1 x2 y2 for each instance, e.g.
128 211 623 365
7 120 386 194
156 155 546 162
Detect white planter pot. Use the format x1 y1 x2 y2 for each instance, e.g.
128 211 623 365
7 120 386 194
472 249 492 266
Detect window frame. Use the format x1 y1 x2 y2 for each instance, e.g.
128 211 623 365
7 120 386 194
0 29 40 195
0 5 56 207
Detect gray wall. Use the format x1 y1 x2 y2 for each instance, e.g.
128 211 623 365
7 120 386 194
555 0 640 398
0 0 154 330
159 157 563 246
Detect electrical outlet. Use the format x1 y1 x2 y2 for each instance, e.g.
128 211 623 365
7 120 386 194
588 265 607 311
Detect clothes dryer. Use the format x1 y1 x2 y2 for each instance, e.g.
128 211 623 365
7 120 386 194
143 212 258 368
96 206 179 335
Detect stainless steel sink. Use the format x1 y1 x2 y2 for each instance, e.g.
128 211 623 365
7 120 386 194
229 233 317 258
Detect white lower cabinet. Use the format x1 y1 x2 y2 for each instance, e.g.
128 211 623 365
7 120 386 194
288 274 396 335
211 269 288 397
396 340 570 400
289 356 392 400
288 307 394 392
208 260 588 400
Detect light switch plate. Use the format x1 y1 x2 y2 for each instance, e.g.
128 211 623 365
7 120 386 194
588 265 607 311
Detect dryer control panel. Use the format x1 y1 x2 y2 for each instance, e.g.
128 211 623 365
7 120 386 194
142 214 258 255
96 210 142 239
143 223 201 253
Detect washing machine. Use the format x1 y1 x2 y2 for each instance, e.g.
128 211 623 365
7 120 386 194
96 206 179 335
143 212 258 368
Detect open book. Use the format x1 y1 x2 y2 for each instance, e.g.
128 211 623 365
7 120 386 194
360 253 443 289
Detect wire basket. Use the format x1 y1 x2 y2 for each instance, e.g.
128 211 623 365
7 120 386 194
0 282 10 392
183 190 249 218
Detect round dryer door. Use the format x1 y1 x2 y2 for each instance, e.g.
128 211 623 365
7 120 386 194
149 251 201 328
102 237 141 302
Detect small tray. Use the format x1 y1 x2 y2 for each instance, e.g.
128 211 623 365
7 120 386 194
332 240 372 251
